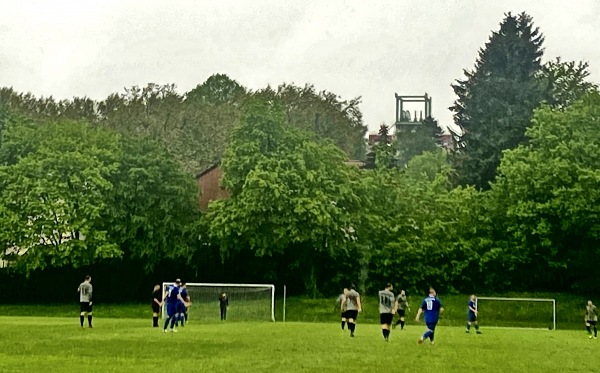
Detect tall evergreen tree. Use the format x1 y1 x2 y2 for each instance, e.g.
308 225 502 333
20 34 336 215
450 12 545 189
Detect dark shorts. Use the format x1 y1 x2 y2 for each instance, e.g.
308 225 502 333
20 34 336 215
346 310 358 321
468 313 477 322
152 302 160 313
586 320 597 326
80 302 92 313
397 309 406 317
426 322 438 331
166 303 177 317
380 313 393 325
341 311 348 319
176 302 187 314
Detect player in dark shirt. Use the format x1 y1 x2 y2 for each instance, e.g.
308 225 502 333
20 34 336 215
151 284 163 328
219 293 229 321
466 294 482 334
177 283 190 326
415 288 444 345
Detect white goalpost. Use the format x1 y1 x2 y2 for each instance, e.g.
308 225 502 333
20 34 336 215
162 282 276 322
475 297 556 330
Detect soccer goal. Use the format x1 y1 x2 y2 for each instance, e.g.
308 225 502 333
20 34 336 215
475 297 556 330
162 282 276 322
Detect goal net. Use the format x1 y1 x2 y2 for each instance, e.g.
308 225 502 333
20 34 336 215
475 297 556 330
162 282 275 322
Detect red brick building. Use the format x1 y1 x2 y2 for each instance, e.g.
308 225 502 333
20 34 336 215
196 162 229 211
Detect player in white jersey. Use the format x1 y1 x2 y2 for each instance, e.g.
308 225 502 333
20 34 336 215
77 275 93 328
343 284 362 337
378 283 395 341
392 290 409 330
337 288 349 330
585 300 598 339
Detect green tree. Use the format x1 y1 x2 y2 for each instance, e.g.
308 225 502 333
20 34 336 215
357 150 481 293
0 118 201 273
0 121 122 272
99 136 201 270
395 117 444 167
538 57 598 110
450 12 545 189
268 84 367 160
489 93 600 292
207 97 360 296
186 73 247 105
364 124 395 170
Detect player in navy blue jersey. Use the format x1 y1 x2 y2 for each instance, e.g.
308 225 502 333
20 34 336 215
176 283 189 326
466 294 482 334
163 279 186 333
415 288 444 345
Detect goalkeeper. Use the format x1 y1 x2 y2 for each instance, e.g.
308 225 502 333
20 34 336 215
219 293 229 321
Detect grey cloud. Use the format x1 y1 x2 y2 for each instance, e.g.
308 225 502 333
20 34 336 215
0 0 598 133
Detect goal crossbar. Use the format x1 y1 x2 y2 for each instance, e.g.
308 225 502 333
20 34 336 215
476 297 556 330
161 282 276 322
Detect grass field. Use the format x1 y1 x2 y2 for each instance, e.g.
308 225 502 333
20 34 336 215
0 316 597 373
0 293 595 372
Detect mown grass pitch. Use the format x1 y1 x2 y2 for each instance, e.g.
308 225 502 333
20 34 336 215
0 316 597 373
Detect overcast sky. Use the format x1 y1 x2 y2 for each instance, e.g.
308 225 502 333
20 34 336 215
1 0 599 133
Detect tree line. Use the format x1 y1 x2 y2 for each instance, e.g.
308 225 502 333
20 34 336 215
0 12 599 302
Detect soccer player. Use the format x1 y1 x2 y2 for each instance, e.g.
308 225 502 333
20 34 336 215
378 283 395 341
337 288 349 330
392 289 409 330
415 288 444 345
182 283 191 324
163 279 186 333
585 300 598 339
466 294 482 334
77 275 93 328
219 292 229 321
177 283 189 326
152 284 163 328
345 284 362 337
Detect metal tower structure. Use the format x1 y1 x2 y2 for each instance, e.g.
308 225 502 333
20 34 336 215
394 93 432 131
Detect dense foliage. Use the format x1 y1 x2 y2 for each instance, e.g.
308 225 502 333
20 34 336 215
0 117 199 273
1 12 599 300
450 12 546 190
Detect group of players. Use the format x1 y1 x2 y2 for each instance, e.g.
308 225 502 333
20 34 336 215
151 278 191 332
340 283 600 343
338 283 458 344
338 284 480 344
77 275 599 339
